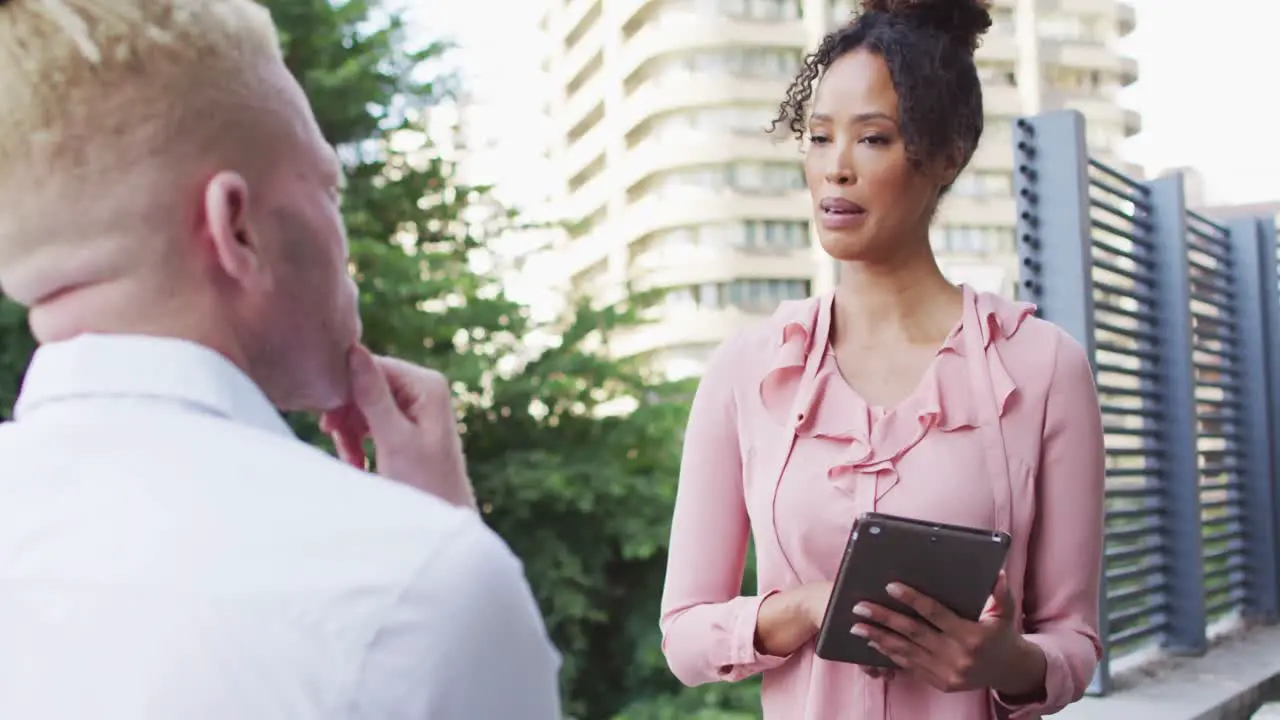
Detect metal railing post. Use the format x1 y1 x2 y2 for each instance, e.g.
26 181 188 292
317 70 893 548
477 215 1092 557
1011 110 1108 691
1012 112 1096 345
1226 217 1280 622
1253 215 1280 613
1143 175 1209 655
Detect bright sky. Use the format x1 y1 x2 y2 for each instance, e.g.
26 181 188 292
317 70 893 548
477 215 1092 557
411 0 1280 209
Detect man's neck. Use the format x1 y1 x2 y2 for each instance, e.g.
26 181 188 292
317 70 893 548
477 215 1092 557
28 278 248 372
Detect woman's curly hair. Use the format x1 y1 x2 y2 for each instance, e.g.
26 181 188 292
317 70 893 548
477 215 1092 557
771 0 993 175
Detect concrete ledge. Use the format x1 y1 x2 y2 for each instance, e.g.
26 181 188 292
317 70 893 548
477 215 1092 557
1057 623 1280 720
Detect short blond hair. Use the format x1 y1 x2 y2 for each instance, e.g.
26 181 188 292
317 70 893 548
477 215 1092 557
0 0 290 303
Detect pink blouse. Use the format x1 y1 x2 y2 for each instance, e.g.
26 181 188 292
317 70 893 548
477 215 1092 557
659 285 1105 720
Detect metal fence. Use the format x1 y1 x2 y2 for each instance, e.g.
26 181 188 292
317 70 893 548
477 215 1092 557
1012 110 1280 694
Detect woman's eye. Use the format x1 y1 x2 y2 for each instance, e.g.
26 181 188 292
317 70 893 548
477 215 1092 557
809 134 830 144
860 135 889 145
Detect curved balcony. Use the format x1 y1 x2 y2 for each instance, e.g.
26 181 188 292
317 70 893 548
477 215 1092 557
610 305 771 359
1042 40 1139 87
554 0 602 44
563 120 609 191
1042 0 1137 38
559 71 606 141
557 232 611 284
936 196 1019 228
619 15 807 80
618 133 801 196
559 23 604 94
1119 55 1139 86
619 74 790 139
1057 95 1143 137
983 84 1024 118
619 190 810 248
630 246 815 292
1117 2 1136 36
614 0 659 30
558 191 812 283
968 137 1016 172
974 31 1019 64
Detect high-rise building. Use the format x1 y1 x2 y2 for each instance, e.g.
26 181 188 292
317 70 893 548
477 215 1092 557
536 0 1139 379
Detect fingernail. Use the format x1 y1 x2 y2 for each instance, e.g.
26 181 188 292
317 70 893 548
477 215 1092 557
885 583 904 598
853 604 872 617
850 624 869 637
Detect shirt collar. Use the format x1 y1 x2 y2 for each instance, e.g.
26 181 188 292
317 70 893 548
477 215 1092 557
13 333 295 439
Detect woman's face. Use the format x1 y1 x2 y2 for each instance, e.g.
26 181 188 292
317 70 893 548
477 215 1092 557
803 48 956 263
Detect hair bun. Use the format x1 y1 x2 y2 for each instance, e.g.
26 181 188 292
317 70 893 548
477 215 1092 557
860 0 993 52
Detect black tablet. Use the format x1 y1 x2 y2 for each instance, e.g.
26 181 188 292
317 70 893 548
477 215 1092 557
814 512 1012 667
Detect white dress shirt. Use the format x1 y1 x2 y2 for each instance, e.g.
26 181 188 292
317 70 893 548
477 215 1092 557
0 334 562 720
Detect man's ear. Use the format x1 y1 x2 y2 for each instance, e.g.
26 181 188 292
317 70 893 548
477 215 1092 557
203 171 269 288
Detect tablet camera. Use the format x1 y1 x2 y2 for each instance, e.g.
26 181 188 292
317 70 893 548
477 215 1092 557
868 525 881 535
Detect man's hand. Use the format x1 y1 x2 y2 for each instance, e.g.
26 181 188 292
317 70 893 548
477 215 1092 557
319 346 476 510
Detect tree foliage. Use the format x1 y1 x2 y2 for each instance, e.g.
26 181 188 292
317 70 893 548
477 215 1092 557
263 1 720 717
0 296 35 419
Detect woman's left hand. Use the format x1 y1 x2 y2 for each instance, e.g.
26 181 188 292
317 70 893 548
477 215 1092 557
850 571 1044 696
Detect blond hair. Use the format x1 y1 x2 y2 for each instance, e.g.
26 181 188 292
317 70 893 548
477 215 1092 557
0 0 289 304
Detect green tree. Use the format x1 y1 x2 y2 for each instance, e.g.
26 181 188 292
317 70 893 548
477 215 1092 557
263 2 715 718
0 232 33 411
0 295 35 418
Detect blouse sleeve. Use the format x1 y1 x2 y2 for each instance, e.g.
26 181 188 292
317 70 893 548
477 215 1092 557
997 331 1106 717
659 336 791 686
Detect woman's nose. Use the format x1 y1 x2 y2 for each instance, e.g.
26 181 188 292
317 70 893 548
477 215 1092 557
825 167 853 186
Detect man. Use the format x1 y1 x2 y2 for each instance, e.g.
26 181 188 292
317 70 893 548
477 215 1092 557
0 1 562 718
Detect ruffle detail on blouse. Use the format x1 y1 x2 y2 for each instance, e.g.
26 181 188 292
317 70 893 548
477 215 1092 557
756 286 1037 499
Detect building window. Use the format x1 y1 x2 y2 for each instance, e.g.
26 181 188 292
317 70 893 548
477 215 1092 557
632 220 809 266
717 0 802 21
930 225 1014 254
731 161 805 194
829 0 860 26
1046 67 1114 97
630 105 775 146
640 46 801 87
950 171 1012 198
989 6 1014 33
978 62 1018 87
665 278 811 314
634 161 804 201
724 278 811 312
1038 14 1106 43
743 220 810 251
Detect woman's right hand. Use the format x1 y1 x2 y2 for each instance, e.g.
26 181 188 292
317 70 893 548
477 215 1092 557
754 581 895 679
753 581 834 657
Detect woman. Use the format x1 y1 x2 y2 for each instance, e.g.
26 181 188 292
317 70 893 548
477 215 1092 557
657 0 1106 718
